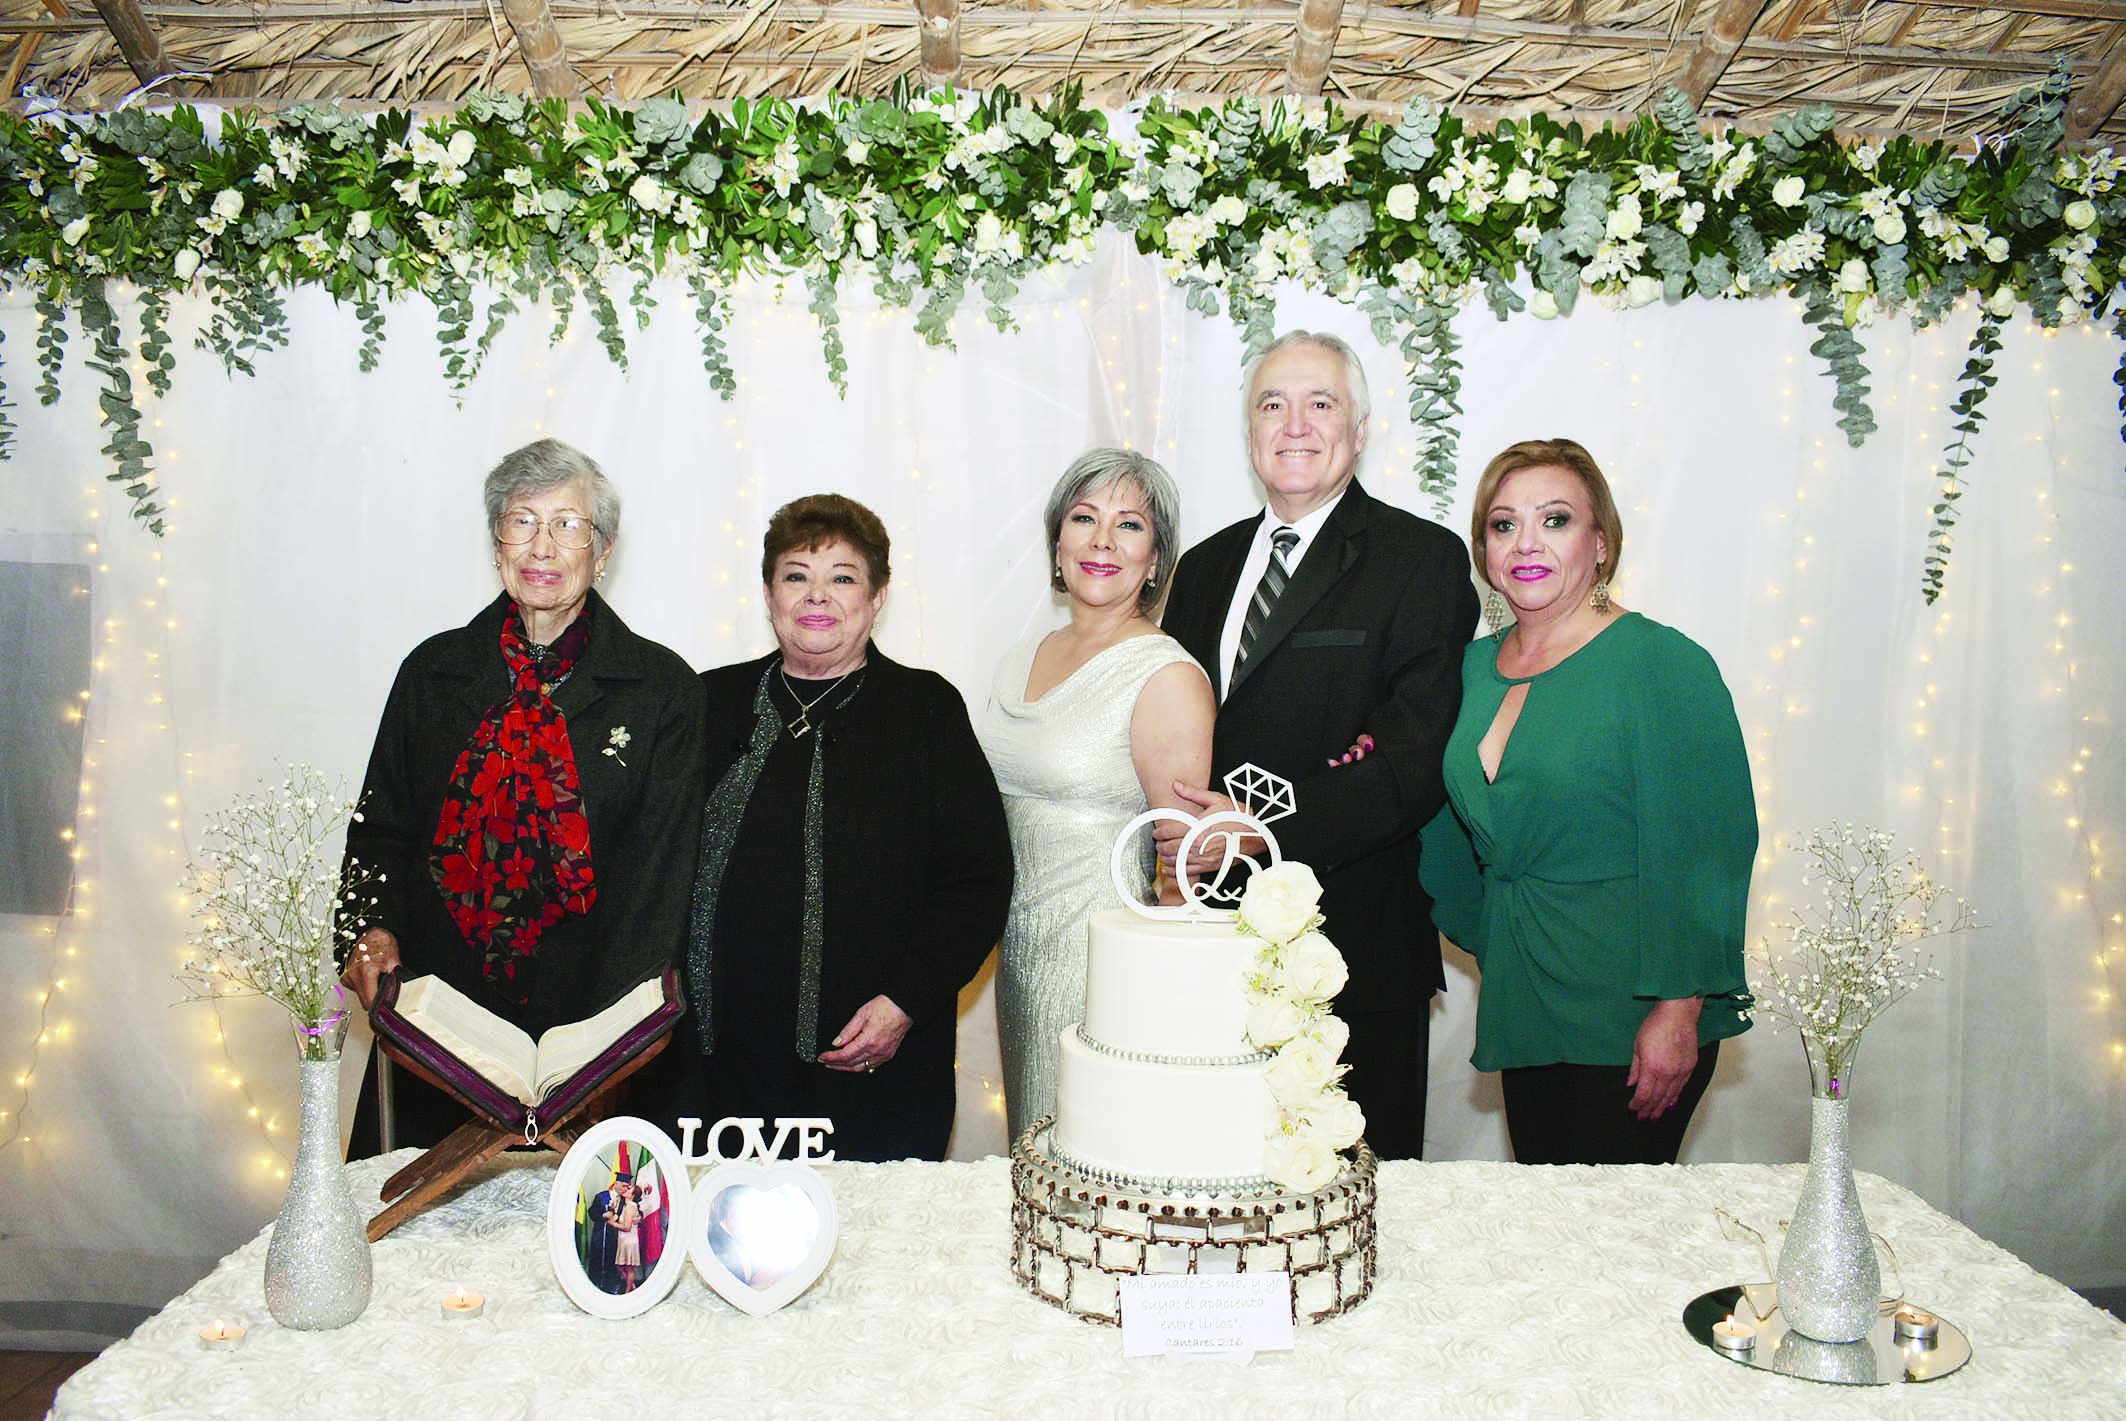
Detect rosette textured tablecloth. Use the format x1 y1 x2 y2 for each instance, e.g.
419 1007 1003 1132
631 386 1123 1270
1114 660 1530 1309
59 1155 2126 1419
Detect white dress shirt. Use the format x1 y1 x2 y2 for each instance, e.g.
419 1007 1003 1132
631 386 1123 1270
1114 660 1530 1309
1215 488 1348 695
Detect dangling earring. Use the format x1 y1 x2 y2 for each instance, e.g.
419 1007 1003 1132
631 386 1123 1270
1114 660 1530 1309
1051 563 1067 593
1590 577 1612 615
1482 587 1510 634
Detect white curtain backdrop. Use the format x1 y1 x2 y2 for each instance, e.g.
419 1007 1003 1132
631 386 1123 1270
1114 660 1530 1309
2 235 2121 1339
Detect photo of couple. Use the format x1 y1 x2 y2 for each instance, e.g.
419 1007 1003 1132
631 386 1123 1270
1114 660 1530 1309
574 1140 666 1295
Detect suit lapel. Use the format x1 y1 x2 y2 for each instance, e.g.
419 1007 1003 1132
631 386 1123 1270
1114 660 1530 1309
1226 486 1370 700
1179 516 1260 701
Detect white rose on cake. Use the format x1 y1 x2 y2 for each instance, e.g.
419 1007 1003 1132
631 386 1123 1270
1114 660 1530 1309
1265 1035 1339 1106
1301 1012 1350 1063
1274 930 1348 1002
1266 1130 1340 1192
1245 994 1308 1051
1299 1090 1365 1152
1239 862 1323 943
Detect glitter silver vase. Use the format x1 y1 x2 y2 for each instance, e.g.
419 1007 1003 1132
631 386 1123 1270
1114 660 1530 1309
262 1011 373 1329
1774 1034 1879 1343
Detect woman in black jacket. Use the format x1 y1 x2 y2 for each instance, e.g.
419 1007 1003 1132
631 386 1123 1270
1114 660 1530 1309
644 493 1012 1162
337 438 708 1156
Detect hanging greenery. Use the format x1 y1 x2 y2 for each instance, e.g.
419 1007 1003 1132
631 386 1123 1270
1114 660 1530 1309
0 70 2117 602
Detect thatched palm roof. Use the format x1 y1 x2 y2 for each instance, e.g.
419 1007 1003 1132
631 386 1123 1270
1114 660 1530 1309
2 1 2121 141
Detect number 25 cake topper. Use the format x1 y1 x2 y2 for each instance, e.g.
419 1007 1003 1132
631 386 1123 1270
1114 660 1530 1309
1110 763 1295 921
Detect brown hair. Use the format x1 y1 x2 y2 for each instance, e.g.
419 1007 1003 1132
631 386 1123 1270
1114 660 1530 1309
760 493 891 589
1467 438 1624 591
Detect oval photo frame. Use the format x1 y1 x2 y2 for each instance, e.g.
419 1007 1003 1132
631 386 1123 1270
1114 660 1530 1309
546 1116 691 1320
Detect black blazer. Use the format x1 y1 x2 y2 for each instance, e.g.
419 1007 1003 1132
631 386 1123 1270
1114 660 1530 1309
341 590 709 1036
696 647 1012 1083
1162 481 1479 1009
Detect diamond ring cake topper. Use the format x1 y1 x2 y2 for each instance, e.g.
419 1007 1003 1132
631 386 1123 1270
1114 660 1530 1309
1110 763 1295 921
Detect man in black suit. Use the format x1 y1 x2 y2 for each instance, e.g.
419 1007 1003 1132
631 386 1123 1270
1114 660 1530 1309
1157 330 1479 1160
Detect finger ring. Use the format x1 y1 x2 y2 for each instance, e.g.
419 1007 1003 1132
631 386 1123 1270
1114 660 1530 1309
865 1064 876 1074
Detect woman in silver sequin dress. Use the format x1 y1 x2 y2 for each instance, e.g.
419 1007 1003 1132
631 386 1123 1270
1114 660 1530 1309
977 450 1214 1144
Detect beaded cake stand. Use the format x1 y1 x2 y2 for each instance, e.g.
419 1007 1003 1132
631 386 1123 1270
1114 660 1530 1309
1009 1118 1377 1326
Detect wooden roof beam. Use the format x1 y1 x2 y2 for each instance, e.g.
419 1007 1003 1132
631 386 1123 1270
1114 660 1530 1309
916 0 959 87
1286 0 1346 95
1675 0 1776 103
2065 27 2126 139
89 0 180 88
498 0 573 98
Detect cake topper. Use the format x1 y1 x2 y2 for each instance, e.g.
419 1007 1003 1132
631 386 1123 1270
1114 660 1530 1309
1110 763 1294 921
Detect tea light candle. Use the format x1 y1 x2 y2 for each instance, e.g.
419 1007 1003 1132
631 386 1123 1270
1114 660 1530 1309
1892 1304 1939 1343
198 1319 246 1351
440 1288 486 1321
1711 1315 1757 1353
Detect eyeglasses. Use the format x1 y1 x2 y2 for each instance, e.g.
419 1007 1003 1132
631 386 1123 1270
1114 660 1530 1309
495 512 599 549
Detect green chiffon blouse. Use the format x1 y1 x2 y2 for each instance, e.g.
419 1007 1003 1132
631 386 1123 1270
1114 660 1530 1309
1420 612 1756 1072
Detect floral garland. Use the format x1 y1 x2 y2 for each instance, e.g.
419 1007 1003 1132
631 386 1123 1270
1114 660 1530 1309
1235 862 1364 1193
0 70 2116 601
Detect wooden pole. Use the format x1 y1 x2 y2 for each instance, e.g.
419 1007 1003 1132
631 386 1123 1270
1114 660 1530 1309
916 0 959 87
499 0 574 98
2065 29 2126 139
1675 0 1775 104
1286 0 1346 96
89 0 179 87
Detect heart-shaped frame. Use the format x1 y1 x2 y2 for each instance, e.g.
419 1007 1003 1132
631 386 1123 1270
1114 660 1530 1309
687 1161 839 1317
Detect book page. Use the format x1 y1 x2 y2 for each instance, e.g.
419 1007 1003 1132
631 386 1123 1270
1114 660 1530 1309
394 976 541 1104
532 976 666 1099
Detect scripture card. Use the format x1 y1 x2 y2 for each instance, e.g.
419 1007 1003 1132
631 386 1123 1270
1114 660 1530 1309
1118 1273 1296 1359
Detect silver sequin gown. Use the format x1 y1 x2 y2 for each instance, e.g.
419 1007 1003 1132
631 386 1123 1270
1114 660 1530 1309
976 631 1207 1144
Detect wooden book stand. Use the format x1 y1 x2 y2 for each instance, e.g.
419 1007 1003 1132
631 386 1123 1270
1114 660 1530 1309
364 1029 673 1242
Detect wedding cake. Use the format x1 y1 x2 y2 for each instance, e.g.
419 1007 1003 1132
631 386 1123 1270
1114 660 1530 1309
1010 767 1377 1325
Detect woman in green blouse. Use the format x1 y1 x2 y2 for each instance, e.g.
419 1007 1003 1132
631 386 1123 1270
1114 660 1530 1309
1419 438 1755 1166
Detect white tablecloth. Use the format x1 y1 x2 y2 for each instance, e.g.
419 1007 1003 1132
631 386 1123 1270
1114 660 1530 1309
55 1153 2126 1419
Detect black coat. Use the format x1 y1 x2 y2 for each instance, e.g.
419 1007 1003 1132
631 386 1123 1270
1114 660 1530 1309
1161 481 1479 1010
340 590 709 1037
645 645 1012 1161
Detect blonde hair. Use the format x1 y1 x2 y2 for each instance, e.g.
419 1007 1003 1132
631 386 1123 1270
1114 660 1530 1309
1467 438 1624 590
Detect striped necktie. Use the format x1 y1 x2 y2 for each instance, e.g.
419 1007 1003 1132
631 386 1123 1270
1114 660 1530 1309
1233 526 1300 680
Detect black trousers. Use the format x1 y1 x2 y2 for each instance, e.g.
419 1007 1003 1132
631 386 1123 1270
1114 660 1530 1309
1339 1002 1432 1162
1501 1040 1721 1166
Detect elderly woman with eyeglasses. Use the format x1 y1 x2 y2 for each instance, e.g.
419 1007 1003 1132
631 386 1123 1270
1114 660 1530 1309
336 438 708 1156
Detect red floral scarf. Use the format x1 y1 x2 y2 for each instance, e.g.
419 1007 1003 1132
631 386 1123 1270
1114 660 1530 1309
429 604 597 1002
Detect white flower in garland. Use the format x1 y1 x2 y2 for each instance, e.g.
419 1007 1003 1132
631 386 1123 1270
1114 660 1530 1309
213 188 245 222
172 247 201 282
1625 273 1662 308
1850 140 1884 173
61 216 89 247
1635 164 1684 204
2064 199 2098 231
1606 192 1643 240
1836 258 1871 294
1677 200 1706 236
1772 175 1807 208
1384 183 1420 222
1767 226 1826 275
1304 143 1351 189
1711 141 1757 202
765 137 801 198
1207 194 1248 226
1500 167 1535 205
347 209 374 240
629 175 675 216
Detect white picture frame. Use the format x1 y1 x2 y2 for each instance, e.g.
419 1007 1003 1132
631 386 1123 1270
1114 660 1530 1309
687 1160 840 1317
546 1116 692 1320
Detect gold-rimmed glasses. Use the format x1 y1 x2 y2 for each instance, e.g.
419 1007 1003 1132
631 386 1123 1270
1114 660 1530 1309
495 511 599 549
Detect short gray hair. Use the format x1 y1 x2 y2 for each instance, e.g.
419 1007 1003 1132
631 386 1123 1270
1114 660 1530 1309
482 438 622 555
1240 329 1373 442
1042 448 1182 613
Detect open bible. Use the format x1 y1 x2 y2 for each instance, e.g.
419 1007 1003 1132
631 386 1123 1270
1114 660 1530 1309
369 967 681 1138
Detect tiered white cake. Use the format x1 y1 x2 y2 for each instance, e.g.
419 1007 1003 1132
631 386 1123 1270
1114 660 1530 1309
1049 909 1280 1189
